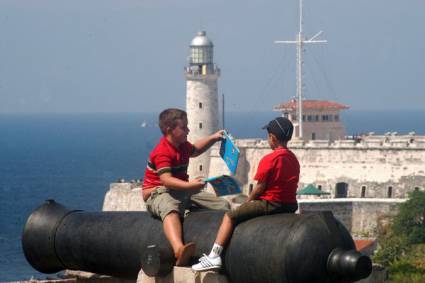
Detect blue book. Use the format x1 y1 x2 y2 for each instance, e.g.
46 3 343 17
219 131 240 175
204 175 242 196
204 131 241 196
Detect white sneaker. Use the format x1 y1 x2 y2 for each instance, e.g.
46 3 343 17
192 255 222 271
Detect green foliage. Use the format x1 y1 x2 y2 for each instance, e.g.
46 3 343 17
388 244 425 283
389 272 425 283
373 191 425 279
392 190 425 245
373 234 408 266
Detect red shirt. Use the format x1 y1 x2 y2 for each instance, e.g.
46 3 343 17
254 148 300 204
142 136 194 189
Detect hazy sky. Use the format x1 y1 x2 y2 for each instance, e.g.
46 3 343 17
1 0 424 113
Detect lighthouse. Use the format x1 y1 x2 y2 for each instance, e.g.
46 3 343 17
185 31 220 178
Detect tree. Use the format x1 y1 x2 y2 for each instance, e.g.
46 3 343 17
373 190 425 282
392 190 425 245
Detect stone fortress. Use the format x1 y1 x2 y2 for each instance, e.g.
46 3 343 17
105 31 425 241
100 31 415 283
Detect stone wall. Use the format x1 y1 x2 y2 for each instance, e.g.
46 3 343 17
102 183 403 238
299 199 404 237
208 135 425 198
103 182 146 211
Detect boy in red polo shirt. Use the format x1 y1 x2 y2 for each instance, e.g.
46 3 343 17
142 108 230 267
192 117 300 271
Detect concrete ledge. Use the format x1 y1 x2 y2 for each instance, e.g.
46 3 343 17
137 267 229 283
102 183 146 211
298 198 406 204
9 270 134 283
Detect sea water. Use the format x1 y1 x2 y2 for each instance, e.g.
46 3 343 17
0 110 424 281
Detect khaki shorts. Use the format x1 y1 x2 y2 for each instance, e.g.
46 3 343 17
227 199 298 225
145 186 230 221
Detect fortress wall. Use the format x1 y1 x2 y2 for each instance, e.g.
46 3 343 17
351 200 401 236
299 200 353 232
103 182 146 211
299 199 404 237
292 146 425 198
102 183 403 238
208 138 425 198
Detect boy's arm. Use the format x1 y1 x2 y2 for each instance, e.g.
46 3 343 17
191 130 224 157
159 172 205 191
246 181 267 202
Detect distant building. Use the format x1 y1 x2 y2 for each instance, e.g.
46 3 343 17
273 99 349 142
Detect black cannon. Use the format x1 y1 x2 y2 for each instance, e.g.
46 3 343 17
22 200 372 283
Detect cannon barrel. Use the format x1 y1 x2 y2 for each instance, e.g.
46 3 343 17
22 200 372 283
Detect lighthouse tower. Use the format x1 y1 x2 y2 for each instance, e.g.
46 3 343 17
185 31 220 178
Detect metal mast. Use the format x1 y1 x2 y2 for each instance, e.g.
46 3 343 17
274 0 327 139
222 92 225 129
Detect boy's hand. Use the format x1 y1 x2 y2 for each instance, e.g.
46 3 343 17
192 130 225 157
188 177 205 190
211 130 225 142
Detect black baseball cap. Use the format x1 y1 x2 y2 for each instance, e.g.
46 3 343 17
262 117 294 141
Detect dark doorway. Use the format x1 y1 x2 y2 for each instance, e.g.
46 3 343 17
387 186 393 198
361 186 366 198
335 182 348 198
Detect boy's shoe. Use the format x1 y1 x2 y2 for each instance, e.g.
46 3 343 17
175 242 196 266
192 255 222 271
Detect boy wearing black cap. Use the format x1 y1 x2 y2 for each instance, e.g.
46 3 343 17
192 117 300 271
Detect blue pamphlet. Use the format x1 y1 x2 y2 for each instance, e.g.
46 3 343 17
204 175 241 196
219 131 240 175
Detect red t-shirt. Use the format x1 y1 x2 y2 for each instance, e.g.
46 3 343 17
142 136 194 189
253 148 300 204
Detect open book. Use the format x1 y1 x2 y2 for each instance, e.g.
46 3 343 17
219 131 240 175
204 175 241 196
204 131 241 196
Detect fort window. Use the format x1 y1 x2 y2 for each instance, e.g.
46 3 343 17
199 122 202 129
414 187 420 192
387 186 393 198
318 185 322 191
302 115 306 122
199 102 203 109
322 115 329 121
361 186 366 198
335 182 348 198
307 115 313 122
249 184 254 194
315 115 319 121
199 165 203 171
312 133 316 140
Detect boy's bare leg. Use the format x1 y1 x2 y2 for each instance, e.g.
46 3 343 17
163 212 184 255
214 214 235 246
163 211 196 266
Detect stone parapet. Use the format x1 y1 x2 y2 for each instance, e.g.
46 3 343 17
137 267 228 283
103 182 146 211
233 139 268 148
9 270 134 283
305 139 330 148
232 135 425 149
299 198 404 237
220 136 425 198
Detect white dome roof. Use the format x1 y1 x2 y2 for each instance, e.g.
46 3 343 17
190 31 213 47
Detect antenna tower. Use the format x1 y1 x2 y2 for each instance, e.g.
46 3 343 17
274 0 327 139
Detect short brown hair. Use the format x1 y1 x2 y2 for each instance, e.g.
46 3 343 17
158 108 187 135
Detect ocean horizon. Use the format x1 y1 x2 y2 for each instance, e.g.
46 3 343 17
1 110 425 281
